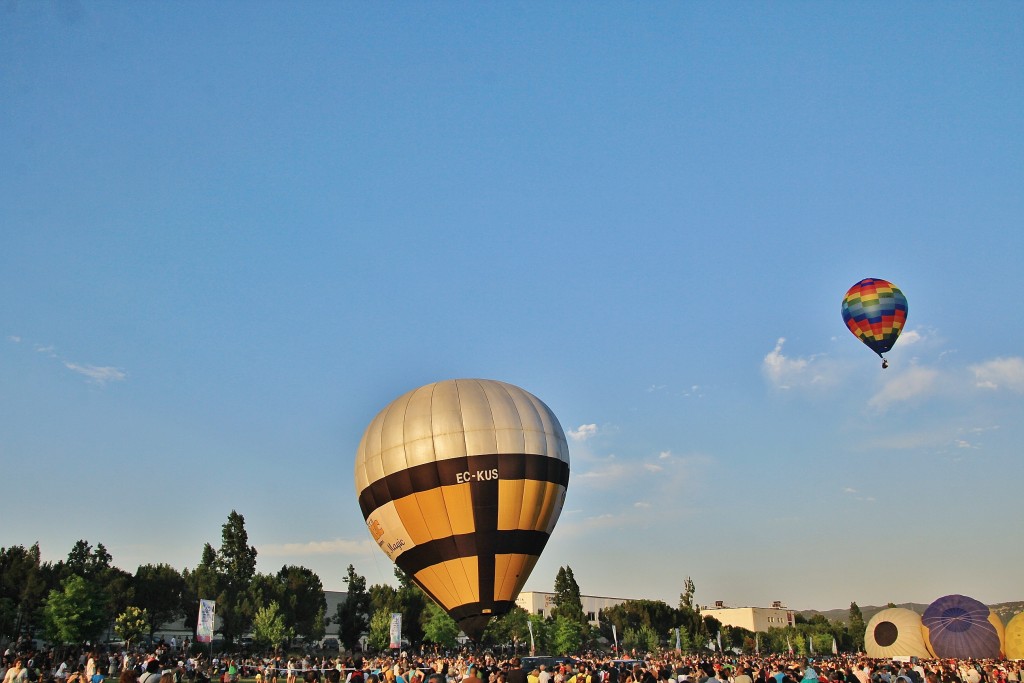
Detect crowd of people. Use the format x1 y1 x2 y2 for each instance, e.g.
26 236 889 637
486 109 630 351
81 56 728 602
2 641 1022 683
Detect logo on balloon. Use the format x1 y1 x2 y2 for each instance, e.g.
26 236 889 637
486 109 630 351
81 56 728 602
368 518 384 541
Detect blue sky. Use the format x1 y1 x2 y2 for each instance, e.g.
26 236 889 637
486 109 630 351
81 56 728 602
2 2 1022 612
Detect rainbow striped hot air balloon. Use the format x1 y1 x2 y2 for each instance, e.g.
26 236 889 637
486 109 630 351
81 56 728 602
842 278 908 369
922 594 1005 659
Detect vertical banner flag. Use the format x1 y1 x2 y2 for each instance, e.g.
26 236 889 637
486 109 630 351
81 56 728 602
196 599 215 643
612 624 618 653
787 635 793 655
809 635 814 654
755 633 760 655
832 637 838 655
675 628 681 652
389 613 402 650
528 620 536 656
717 631 722 652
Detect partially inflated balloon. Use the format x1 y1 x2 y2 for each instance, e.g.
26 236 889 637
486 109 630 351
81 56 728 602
354 379 570 640
1006 612 1024 660
842 278 908 365
922 594 1004 659
864 608 932 659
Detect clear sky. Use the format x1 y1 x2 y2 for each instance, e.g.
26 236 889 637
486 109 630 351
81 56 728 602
3 2 1022 613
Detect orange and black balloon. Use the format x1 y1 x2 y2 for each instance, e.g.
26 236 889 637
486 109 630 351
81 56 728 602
353 378 570 640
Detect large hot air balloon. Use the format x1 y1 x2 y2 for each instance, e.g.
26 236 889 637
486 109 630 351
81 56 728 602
1004 612 1024 660
841 278 908 368
353 378 570 641
922 594 1005 659
864 607 932 659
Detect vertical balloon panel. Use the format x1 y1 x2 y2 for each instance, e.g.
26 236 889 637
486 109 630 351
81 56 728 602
355 379 569 640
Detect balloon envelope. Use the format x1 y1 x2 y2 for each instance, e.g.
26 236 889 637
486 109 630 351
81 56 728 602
1005 612 1024 660
864 607 932 659
353 378 570 640
842 278 908 358
922 594 1004 659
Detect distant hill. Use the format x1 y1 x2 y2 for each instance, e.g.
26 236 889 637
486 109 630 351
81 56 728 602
799 601 1024 625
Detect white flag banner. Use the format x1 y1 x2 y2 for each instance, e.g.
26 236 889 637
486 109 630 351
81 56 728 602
832 637 838 655
196 599 215 643
528 620 536 655
389 613 402 650
612 624 618 653
675 628 681 652
809 635 815 654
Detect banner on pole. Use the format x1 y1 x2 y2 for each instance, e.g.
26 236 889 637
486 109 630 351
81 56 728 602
528 620 536 656
196 599 216 643
675 627 681 652
389 613 402 650
612 624 618 653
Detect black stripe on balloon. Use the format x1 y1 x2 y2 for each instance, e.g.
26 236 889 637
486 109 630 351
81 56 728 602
358 452 569 517
470 467 499 610
448 601 517 622
394 529 550 578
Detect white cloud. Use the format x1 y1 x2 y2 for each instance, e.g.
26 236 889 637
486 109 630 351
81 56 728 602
7 336 21 343
568 423 599 441
258 538 378 557
643 463 663 473
971 357 1024 392
658 450 672 460
954 439 978 450
762 338 840 389
633 502 651 509
63 362 127 385
896 329 923 347
868 365 940 409
843 487 857 494
646 384 667 393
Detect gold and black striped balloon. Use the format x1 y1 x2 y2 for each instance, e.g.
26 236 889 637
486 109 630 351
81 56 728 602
354 379 570 640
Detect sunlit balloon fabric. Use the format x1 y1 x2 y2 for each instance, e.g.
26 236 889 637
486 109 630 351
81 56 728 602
354 379 569 640
841 278 909 358
864 607 932 659
922 594 1005 659
1005 612 1024 660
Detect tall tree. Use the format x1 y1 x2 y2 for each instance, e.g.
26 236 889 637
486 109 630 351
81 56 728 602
679 577 696 610
848 602 865 652
335 565 370 652
275 565 327 641
114 606 150 649
551 566 587 625
214 510 258 645
0 544 47 639
135 564 186 637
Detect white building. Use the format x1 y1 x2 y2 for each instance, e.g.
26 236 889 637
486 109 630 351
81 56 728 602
515 591 631 626
700 601 795 633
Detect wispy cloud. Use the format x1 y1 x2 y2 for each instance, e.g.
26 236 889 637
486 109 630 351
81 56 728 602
762 338 840 389
258 538 378 557
8 335 127 385
63 362 127 385
971 357 1024 392
568 423 599 441
868 365 940 410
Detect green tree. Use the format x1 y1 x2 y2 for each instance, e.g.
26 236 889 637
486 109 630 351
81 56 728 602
367 609 392 652
550 615 584 655
275 565 327 641
421 601 460 648
484 606 530 651
679 577 696 610
848 602 865 652
114 606 150 649
214 510 258 645
623 623 659 653
0 544 48 639
551 566 587 625
134 564 185 637
43 575 108 644
526 613 549 654
336 565 370 652
252 601 291 650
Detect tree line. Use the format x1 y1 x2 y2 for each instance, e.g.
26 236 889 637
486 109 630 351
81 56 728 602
2 511 868 654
